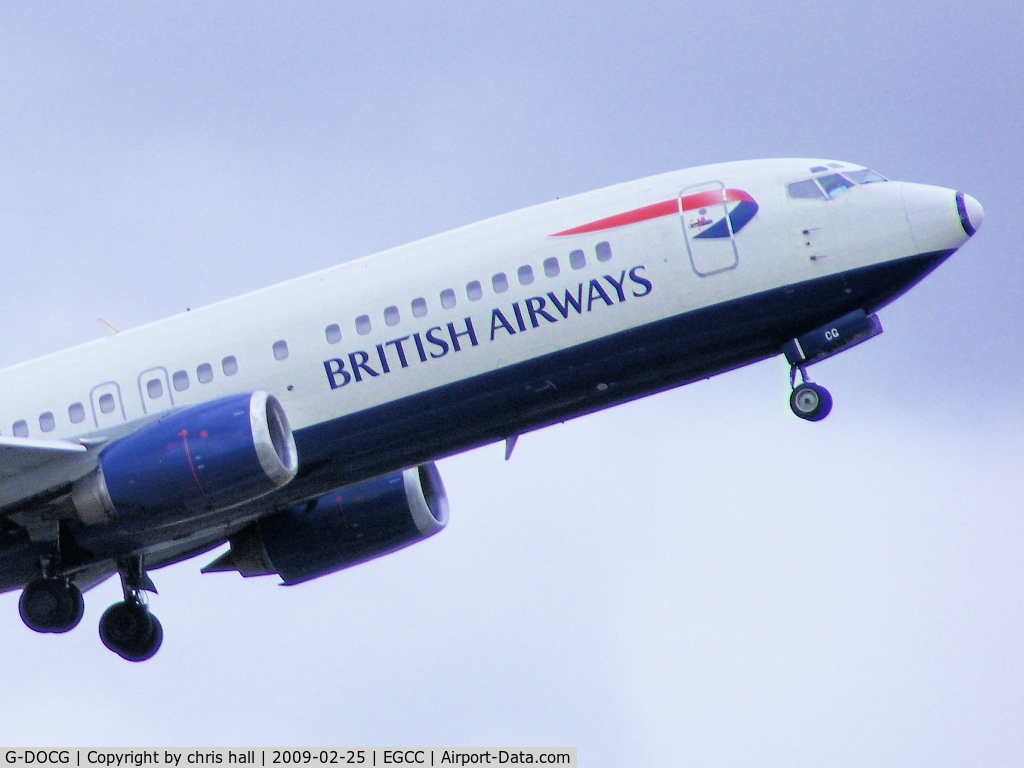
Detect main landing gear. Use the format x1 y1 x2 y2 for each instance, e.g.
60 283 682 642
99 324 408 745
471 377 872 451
99 556 163 662
19 577 85 633
789 365 832 422
17 553 164 661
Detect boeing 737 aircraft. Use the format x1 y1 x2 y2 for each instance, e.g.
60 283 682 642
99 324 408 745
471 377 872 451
0 158 982 660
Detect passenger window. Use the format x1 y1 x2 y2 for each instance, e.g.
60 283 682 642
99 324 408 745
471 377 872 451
172 370 190 391
411 297 428 318
325 324 342 344
12 420 28 437
440 289 457 309
492 273 509 293
543 257 560 277
818 173 855 199
356 315 372 335
384 306 401 326
222 356 238 376
595 242 612 262
517 265 534 285
788 180 826 199
197 363 214 384
569 249 586 270
68 402 86 424
466 281 483 301
147 378 164 399
39 412 55 432
273 340 289 360
98 393 116 413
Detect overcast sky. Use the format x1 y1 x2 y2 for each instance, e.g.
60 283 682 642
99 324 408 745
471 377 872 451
0 2 1020 764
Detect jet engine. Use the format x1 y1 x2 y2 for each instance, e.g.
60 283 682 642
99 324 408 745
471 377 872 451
72 391 297 527
203 462 448 584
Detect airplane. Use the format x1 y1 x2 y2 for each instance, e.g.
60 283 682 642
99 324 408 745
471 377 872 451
0 158 983 661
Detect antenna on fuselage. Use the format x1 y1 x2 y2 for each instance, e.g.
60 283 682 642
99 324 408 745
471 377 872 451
504 435 518 461
97 318 120 336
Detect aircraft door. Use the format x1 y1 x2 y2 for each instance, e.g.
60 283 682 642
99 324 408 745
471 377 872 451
138 367 174 414
90 381 127 429
680 181 739 276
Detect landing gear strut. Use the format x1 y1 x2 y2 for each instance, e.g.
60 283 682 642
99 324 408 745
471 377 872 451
789 365 832 422
99 556 163 662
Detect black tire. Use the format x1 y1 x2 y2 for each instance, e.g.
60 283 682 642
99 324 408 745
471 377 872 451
18 579 85 633
99 601 163 662
790 382 833 422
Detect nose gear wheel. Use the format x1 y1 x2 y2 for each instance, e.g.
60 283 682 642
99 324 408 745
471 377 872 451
790 381 833 421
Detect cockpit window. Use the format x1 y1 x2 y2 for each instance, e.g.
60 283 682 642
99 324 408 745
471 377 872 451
788 179 827 200
818 173 855 199
789 168 888 201
844 169 887 184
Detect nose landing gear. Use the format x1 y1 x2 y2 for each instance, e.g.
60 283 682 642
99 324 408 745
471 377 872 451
782 309 884 422
789 366 832 422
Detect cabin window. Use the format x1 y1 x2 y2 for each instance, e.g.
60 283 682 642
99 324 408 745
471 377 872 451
596 241 612 262
273 340 289 360
544 257 560 277
39 412 55 432
356 315 372 335
440 289 457 309
492 273 509 293
411 297 428 317
68 402 86 424
98 393 116 413
197 363 214 384
12 420 28 437
569 249 586 270
325 324 342 344
384 306 401 326
147 378 164 399
222 356 238 376
788 180 826 199
517 265 534 285
466 280 483 301
172 370 190 391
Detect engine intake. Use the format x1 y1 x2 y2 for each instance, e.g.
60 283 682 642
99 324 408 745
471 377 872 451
72 391 297 527
203 463 448 585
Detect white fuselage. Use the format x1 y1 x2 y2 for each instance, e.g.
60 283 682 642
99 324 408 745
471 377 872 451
0 158 974 522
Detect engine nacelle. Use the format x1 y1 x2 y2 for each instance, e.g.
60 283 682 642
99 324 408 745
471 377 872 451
72 391 297 527
203 463 448 585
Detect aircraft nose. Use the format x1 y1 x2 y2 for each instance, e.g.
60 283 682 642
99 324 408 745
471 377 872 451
956 192 984 236
902 183 980 252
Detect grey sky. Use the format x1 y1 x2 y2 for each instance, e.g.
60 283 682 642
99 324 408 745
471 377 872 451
0 2 1020 764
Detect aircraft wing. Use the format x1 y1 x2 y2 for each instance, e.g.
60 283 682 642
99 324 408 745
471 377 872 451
0 436 93 510
0 436 87 476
